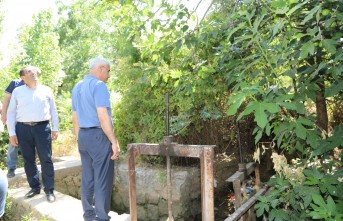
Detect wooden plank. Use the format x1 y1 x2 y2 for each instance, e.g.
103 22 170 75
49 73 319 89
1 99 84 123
224 187 267 221
233 179 242 209
226 162 255 183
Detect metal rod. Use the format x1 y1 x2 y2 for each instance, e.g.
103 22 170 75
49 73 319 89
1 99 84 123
165 94 173 220
237 121 243 163
166 93 169 136
166 145 174 221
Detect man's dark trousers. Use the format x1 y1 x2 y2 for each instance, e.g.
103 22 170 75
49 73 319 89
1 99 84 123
78 128 114 221
16 122 54 193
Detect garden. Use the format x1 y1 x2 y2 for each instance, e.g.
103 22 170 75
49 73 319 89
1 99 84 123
0 0 342 220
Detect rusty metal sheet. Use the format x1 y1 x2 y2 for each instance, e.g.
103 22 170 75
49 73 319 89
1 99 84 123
127 143 215 158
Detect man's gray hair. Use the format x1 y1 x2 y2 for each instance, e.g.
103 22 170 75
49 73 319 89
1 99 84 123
89 56 111 70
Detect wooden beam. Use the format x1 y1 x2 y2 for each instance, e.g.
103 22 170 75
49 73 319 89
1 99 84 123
224 187 267 221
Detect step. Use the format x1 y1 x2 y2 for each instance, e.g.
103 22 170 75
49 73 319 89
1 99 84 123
7 157 130 221
8 187 130 221
8 156 82 187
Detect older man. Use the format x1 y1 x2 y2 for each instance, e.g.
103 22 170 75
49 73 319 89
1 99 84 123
7 65 59 203
72 56 120 221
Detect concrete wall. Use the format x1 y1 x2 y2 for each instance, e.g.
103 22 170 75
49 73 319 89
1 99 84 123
54 158 202 221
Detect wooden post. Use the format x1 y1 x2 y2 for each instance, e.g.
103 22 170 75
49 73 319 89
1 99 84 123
128 145 137 221
233 179 242 209
201 146 215 221
255 163 261 189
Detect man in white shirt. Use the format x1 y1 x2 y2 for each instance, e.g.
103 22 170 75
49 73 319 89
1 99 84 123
7 65 59 203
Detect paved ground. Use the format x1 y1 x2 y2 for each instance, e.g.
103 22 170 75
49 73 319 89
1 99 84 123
7 157 130 221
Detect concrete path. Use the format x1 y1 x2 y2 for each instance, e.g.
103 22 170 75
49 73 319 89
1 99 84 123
7 157 130 221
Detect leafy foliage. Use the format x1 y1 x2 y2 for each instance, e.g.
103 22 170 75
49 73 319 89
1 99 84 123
16 10 63 93
0 0 341 219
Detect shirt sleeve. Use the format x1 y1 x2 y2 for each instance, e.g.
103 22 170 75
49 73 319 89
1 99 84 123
5 81 16 94
7 90 17 136
71 84 79 112
48 88 59 131
94 82 110 108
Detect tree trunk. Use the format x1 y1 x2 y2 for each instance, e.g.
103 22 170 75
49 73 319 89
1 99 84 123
315 81 328 133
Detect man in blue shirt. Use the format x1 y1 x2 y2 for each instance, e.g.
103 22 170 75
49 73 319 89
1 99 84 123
1 78 25 178
72 56 120 221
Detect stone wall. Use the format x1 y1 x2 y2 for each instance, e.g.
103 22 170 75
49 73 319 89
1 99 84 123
54 158 201 221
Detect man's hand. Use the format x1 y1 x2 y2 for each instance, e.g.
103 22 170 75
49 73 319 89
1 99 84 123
1 114 6 125
111 141 120 160
10 135 18 147
52 131 58 141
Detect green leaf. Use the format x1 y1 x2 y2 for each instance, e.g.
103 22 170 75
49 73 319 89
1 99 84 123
325 81 343 98
269 208 289 221
304 168 324 180
266 123 271 136
286 1 307 17
294 185 319 208
297 117 313 126
300 41 315 59
301 5 320 25
253 9 267 34
227 94 245 116
255 198 270 217
264 103 280 114
322 39 337 54
181 25 189 32
279 102 296 110
237 101 255 120
255 130 263 144
312 194 326 208
170 70 182 79
227 22 246 41
256 206 266 217
295 123 307 140
327 196 336 214
271 0 287 9
255 103 268 129
272 19 286 36
271 199 280 208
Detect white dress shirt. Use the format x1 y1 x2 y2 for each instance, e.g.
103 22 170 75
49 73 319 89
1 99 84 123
7 84 59 136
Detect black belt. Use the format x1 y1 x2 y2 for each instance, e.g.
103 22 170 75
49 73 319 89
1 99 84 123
80 127 101 129
18 121 49 126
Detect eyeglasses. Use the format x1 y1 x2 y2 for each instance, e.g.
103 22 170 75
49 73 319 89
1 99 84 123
101 66 111 74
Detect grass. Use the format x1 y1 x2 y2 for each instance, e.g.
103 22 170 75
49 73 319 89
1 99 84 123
52 130 79 158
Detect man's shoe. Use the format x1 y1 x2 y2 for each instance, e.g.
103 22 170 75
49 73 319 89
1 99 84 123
7 169 15 178
46 192 55 203
25 189 41 198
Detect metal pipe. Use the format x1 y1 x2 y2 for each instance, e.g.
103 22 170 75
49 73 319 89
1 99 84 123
166 93 169 136
237 121 243 164
166 145 174 221
165 94 174 220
